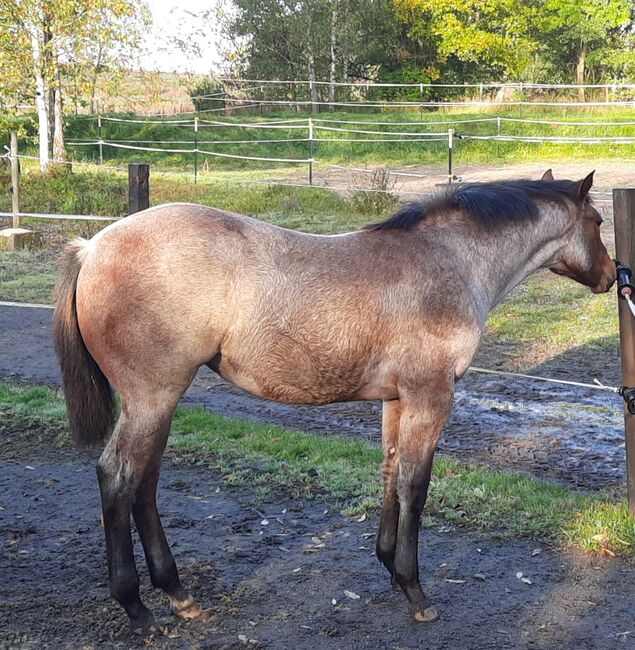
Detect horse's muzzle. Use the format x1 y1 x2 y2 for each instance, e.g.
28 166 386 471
590 260 617 293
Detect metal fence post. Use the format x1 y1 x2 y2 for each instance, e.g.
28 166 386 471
447 128 454 184
613 187 635 516
308 117 314 186
10 131 20 229
97 115 103 166
128 163 150 215
497 116 501 158
194 116 199 184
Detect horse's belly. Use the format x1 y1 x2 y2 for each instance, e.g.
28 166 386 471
216 352 393 405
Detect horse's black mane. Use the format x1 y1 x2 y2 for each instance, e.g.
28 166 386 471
364 179 581 231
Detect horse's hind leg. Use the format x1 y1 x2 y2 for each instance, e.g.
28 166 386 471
132 455 206 620
97 392 189 631
376 400 401 585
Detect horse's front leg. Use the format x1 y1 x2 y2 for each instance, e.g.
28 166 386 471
376 399 401 584
393 378 453 623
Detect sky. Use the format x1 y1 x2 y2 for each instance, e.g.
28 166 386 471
139 0 226 75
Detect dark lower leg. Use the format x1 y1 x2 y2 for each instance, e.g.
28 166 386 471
133 472 185 596
98 464 154 630
132 459 205 618
376 400 400 580
393 458 437 622
376 469 399 580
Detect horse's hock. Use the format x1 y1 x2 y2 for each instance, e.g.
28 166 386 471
0 227 33 251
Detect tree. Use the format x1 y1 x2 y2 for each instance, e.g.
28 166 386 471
0 0 150 170
394 0 538 80
224 0 402 105
536 0 633 100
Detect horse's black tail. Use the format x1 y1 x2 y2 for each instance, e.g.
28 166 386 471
53 240 115 447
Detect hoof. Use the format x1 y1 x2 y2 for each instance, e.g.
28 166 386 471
129 608 157 635
410 603 439 624
170 596 210 620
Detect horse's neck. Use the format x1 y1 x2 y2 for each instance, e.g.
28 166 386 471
453 211 570 323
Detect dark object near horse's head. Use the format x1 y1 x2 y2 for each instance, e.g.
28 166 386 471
616 261 634 299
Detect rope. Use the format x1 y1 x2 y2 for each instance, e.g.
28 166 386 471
0 301 624 399
88 141 312 164
67 138 310 145
314 117 499 126
462 134 635 144
0 211 118 222
468 366 620 394
313 137 449 143
0 300 53 310
218 77 635 90
314 125 448 137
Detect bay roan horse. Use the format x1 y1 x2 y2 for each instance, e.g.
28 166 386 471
54 170 615 630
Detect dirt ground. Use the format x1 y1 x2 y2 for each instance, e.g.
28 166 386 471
2 422 635 650
307 159 632 205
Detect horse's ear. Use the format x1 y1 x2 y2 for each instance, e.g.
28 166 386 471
541 169 554 181
576 171 595 200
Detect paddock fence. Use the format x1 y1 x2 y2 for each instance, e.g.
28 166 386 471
72 78 635 116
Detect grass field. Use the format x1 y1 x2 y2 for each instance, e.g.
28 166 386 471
1 381 632 556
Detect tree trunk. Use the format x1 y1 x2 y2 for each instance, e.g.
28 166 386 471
53 57 67 162
306 5 318 112
90 44 103 114
44 23 54 152
29 13 49 171
577 43 586 103
329 1 338 111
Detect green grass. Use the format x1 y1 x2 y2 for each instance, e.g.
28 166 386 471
0 250 58 303
1 380 633 557
487 271 620 357
61 106 635 169
0 166 381 233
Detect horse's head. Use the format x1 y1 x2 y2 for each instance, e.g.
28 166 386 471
544 170 616 294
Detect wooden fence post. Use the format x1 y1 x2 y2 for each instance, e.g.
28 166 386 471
613 188 635 516
128 163 150 215
10 131 19 229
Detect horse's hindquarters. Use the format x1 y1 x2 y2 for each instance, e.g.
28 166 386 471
74 214 241 401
